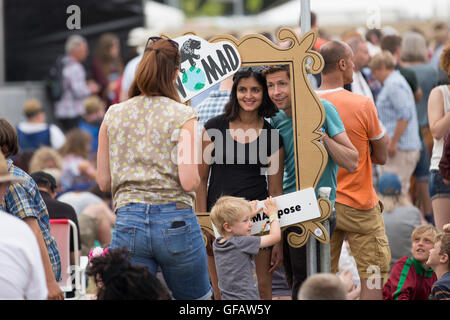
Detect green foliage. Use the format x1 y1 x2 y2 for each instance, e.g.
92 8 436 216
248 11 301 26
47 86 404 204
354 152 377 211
200 0 225 16
183 0 225 17
183 0 198 16
181 0 270 17
246 0 263 13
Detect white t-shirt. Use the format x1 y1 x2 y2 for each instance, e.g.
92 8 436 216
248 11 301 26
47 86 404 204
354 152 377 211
57 191 102 216
430 85 450 170
17 122 66 150
351 71 374 102
121 54 143 95
0 212 48 300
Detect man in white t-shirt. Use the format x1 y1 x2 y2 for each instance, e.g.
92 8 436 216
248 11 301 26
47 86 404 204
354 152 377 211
0 153 47 299
0 212 48 300
346 37 374 101
119 53 143 102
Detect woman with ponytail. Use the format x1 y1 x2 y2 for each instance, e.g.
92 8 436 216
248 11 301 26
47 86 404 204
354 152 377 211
96 37 211 300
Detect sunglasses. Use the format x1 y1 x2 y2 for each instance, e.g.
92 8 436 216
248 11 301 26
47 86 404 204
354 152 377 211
145 36 179 51
240 65 267 73
233 65 268 81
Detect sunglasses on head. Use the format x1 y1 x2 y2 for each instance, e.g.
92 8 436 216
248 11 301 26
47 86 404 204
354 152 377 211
145 36 179 51
233 65 268 81
240 65 267 73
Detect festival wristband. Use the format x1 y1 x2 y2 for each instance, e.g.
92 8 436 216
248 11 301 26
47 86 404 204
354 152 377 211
259 221 268 235
269 214 278 223
259 215 279 235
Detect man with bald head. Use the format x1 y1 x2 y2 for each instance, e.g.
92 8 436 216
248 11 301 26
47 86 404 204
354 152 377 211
316 41 390 300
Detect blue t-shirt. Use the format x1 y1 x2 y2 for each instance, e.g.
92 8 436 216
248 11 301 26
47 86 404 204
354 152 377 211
270 99 345 206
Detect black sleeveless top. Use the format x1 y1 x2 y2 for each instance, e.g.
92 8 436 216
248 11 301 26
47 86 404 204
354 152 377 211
204 114 283 211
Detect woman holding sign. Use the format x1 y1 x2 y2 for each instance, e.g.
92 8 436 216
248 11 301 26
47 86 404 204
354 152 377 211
96 37 211 300
196 66 284 299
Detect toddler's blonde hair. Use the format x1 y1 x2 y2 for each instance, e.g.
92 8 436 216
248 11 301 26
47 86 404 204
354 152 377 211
210 196 253 236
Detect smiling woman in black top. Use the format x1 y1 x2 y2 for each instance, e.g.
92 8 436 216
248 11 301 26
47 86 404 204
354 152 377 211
196 66 284 300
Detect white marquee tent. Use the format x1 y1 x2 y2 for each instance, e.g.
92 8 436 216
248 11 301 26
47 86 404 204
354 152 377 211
197 0 449 31
256 0 449 28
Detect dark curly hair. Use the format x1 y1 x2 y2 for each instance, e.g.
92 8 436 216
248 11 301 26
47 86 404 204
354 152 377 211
87 247 171 300
224 66 278 121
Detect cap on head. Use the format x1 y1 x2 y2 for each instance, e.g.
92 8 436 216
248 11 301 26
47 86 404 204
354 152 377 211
30 171 57 192
378 173 402 196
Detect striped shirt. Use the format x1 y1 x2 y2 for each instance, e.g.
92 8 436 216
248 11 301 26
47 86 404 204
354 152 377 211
430 272 450 300
376 70 421 151
0 159 61 281
383 256 436 300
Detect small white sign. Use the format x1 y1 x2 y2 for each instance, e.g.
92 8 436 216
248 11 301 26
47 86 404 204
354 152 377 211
251 188 321 234
173 35 241 103
211 188 321 238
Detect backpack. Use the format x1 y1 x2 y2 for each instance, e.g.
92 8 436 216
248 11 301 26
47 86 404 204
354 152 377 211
45 56 66 103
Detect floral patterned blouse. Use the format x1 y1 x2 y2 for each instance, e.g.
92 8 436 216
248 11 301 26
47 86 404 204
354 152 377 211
104 95 198 211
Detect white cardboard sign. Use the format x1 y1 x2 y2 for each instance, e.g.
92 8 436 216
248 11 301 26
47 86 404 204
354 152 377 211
173 35 241 103
212 188 321 238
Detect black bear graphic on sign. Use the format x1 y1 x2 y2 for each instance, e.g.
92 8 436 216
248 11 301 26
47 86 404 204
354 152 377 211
180 38 201 73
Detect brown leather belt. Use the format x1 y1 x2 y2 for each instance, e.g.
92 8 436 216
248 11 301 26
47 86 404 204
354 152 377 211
175 202 191 209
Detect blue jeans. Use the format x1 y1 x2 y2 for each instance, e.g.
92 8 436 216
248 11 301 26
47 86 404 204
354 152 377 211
429 170 450 200
110 202 212 300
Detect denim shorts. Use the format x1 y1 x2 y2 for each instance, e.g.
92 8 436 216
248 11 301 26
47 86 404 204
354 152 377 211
110 202 212 300
429 170 450 200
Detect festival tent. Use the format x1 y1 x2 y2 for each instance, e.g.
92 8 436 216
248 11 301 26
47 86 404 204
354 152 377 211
255 0 449 28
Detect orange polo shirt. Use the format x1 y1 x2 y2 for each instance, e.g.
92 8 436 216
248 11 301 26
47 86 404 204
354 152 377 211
317 88 384 210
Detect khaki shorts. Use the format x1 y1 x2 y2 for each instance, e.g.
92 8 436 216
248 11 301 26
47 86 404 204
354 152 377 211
331 201 391 280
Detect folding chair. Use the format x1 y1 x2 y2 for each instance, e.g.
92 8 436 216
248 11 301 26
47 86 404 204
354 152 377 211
49 219 88 299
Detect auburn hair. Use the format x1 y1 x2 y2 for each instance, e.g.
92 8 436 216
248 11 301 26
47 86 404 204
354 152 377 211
128 38 181 102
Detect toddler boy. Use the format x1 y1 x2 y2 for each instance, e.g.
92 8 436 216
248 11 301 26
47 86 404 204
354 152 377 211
211 196 281 300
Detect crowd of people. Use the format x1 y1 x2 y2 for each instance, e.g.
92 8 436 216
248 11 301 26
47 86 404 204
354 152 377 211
0 14 449 301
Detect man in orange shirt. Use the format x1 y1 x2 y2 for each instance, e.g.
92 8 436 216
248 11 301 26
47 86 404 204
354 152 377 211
316 41 390 300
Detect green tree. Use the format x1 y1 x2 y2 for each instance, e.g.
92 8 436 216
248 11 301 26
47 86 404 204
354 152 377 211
246 0 263 13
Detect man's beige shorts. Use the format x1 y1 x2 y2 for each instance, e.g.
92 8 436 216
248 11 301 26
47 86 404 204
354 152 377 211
331 201 391 280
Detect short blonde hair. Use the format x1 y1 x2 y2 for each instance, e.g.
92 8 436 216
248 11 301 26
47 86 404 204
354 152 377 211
411 225 438 244
377 193 410 212
84 95 104 115
298 273 347 300
369 50 396 71
29 146 63 173
210 196 252 236
23 98 43 119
